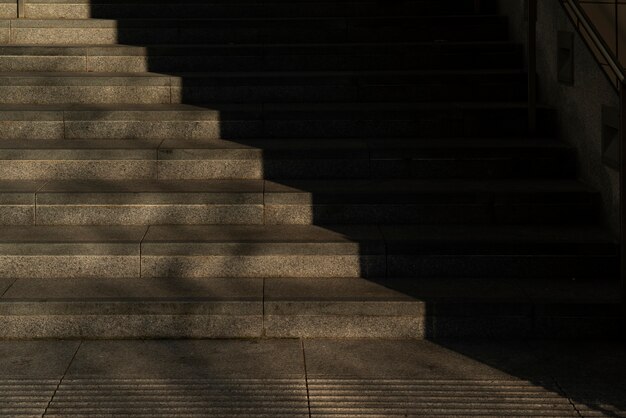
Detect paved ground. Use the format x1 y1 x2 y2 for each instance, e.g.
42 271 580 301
0 338 625 417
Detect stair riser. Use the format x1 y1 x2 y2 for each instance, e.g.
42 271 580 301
0 201 596 226
381 153 579 178
141 255 385 278
0 110 555 140
0 50 523 73
0 315 264 339
3 19 508 45
263 203 598 226
0 81 528 105
0 311 617 339
0 156 575 181
34 205 265 226
22 1 493 20
0 255 139 279
0 254 607 279
0 160 157 181
388 255 619 278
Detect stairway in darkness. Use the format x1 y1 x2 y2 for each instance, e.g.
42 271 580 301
0 0 619 338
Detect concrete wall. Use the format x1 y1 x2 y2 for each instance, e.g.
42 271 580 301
498 0 620 234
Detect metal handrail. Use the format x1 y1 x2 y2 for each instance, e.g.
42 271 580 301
561 0 625 85
538 1 626 335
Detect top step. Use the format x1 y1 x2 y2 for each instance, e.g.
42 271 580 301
0 16 509 45
11 0 498 20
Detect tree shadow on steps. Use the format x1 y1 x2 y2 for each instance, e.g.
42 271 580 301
68 0 626 416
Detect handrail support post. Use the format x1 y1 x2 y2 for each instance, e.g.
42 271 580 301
527 0 538 137
618 81 626 339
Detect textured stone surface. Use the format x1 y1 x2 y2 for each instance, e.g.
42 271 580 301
0 315 263 339
265 278 427 336
0 226 145 278
46 377 309 417
35 179 264 225
0 139 160 180
304 339 519 378
157 141 262 179
0 0 616 340
67 339 305 377
0 339 625 417
0 340 78 376
1 85 169 105
0 180 42 225
0 3 15 19
265 315 425 338
142 254 384 278
2 277 262 300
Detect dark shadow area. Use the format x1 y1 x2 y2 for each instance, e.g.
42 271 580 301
69 0 626 415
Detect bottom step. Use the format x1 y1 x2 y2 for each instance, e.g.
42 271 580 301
0 277 620 339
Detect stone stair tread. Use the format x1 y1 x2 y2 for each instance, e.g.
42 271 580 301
0 224 146 243
5 15 504 26
264 277 621 304
7 178 589 194
0 69 526 77
157 137 572 158
0 179 45 192
0 137 568 151
0 0 616 340
0 41 521 52
0 138 162 150
143 224 382 245
264 179 595 195
1 277 262 301
0 101 552 125
0 276 618 306
381 225 616 254
0 69 526 90
38 179 263 193
0 101 546 111
140 224 616 251
12 178 591 201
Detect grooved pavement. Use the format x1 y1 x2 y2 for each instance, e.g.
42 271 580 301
0 339 624 417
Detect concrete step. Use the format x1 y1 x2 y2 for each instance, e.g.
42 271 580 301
158 138 576 180
21 0 496 19
0 16 509 45
382 224 618 278
0 138 575 181
0 179 597 226
0 70 528 104
0 139 160 180
0 42 524 72
0 224 615 279
138 224 616 279
263 179 599 225
34 179 265 226
0 103 556 140
0 275 618 339
0 225 145 278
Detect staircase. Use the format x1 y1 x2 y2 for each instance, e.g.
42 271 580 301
0 0 619 339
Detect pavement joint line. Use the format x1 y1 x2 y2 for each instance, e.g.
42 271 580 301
262 278 266 337
155 138 167 180
43 340 82 417
554 377 584 418
0 278 17 298
300 339 312 418
139 225 150 278
375 223 388 278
